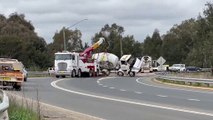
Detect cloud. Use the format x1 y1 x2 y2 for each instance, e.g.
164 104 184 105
0 0 208 44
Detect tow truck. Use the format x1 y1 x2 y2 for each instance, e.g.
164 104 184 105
54 37 105 78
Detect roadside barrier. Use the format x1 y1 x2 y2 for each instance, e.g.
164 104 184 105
156 75 213 87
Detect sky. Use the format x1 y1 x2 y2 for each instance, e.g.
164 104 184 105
0 0 209 44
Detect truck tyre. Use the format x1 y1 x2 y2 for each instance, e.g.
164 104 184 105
129 71 135 77
62 75 66 78
96 69 99 76
24 77 27 82
77 69 82 77
105 69 110 76
13 84 21 91
117 71 124 76
56 75 60 78
89 69 93 77
71 70 76 77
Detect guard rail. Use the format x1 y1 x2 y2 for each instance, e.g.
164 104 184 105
156 75 213 87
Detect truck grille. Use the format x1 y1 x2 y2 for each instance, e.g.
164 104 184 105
58 62 67 71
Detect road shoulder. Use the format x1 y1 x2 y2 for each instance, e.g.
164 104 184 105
6 91 101 120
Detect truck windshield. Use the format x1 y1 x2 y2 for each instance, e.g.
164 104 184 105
55 54 72 60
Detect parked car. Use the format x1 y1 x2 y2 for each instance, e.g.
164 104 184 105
169 64 186 72
185 66 201 72
22 67 28 82
48 67 55 76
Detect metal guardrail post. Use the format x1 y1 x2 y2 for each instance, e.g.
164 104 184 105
0 90 9 120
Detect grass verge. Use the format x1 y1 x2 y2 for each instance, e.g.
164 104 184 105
8 98 40 120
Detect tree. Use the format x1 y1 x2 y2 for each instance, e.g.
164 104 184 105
143 29 162 60
50 28 83 52
0 13 50 69
92 23 143 58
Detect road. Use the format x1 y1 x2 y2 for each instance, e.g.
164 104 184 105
9 75 213 120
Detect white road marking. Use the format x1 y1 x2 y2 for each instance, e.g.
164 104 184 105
51 79 213 117
97 77 117 88
109 87 115 89
157 95 168 98
97 77 117 84
136 78 213 94
188 99 201 102
134 91 143 94
120 89 126 91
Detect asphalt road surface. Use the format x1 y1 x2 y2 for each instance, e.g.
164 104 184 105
9 75 213 120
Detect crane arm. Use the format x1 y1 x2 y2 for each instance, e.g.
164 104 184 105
80 37 105 61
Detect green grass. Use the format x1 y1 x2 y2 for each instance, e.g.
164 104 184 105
8 98 40 120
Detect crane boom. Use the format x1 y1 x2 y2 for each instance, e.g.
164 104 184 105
80 37 105 62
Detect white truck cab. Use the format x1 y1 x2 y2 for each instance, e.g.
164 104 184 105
54 51 98 78
55 52 79 78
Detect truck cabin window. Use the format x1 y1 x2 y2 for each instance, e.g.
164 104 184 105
55 54 72 60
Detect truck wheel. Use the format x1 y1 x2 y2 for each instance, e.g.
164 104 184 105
13 84 21 91
89 69 93 77
24 77 27 82
56 75 60 78
105 69 110 76
117 71 124 76
96 69 99 76
78 69 82 77
129 71 135 77
71 70 76 77
62 75 66 78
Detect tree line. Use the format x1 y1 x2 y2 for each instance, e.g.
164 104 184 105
0 2 213 69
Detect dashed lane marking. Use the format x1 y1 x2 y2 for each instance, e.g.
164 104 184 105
157 95 168 98
51 78 213 117
188 99 201 102
134 91 143 94
120 89 126 91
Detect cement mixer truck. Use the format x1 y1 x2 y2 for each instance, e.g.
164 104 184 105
117 55 142 77
141 56 153 73
92 52 119 76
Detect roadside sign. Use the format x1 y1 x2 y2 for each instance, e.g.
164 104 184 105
157 56 166 65
156 56 166 71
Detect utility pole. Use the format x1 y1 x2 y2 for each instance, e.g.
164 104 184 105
120 38 123 57
63 27 66 51
62 19 88 51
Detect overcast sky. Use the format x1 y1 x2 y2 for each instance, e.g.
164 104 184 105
0 0 209 44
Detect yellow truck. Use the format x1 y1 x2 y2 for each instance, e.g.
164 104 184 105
0 59 24 90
